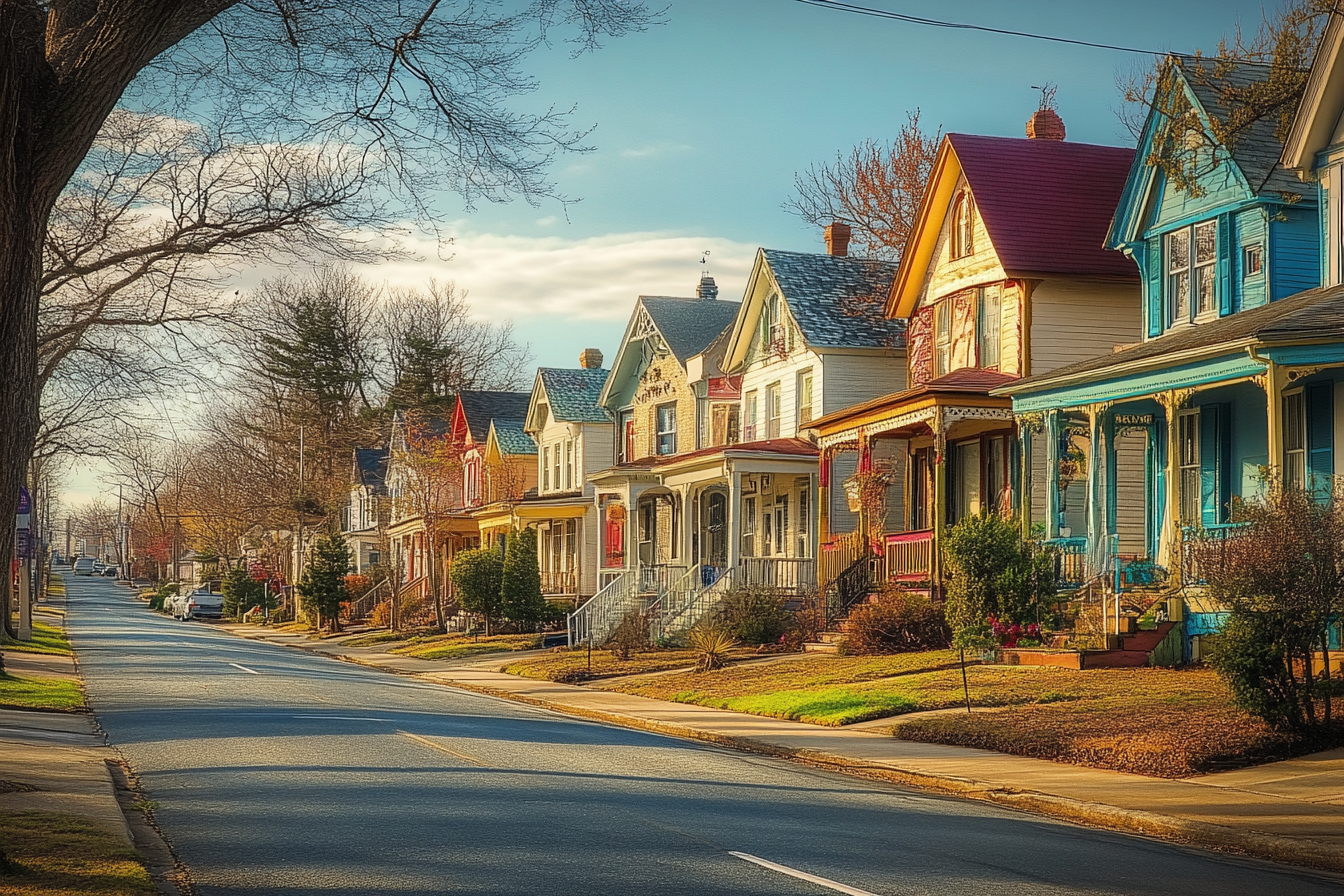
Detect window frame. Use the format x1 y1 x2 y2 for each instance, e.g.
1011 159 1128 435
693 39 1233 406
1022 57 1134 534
744 391 759 441
1177 409 1201 523
934 299 952 378
541 446 551 493
656 402 678 456
1284 388 1307 490
951 191 975 259
765 382 782 439
796 368 814 427
1166 220 1219 328
564 439 575 490
1243 243 1264 278
978 285 1002 369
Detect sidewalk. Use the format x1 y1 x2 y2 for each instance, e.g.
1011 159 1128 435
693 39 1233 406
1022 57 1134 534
227 623 1344 875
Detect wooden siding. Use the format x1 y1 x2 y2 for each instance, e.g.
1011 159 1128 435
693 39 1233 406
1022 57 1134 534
1150 158 1244 228
872 438 907 533
1029 280 1142 375
819 352 906 421
740 322 823 441
1000 282 1023 377
1114 429 1148 556
1269 205 1322 301
917 174 1007 307
829 450 859 535
1030 430 1048 527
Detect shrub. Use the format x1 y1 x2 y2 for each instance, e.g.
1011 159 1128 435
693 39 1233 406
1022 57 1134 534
687 623 737 672
1196 481 1344 732
714 585 791 645
221 566 264 621
297 532 352 629
943 514 1055 633
500 528 547 629
842 587 950 655
606 610 649 659
450 546 504 635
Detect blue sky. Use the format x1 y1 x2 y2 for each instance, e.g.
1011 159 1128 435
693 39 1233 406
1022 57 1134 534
353 0 1292 371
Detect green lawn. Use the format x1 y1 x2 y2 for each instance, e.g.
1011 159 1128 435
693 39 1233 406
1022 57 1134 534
2 622 73 656
0 674 85 712
391 632 540 660
502 649 705 683
0 811 156 895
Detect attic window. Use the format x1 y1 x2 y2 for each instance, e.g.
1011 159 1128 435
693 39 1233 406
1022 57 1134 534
1243 244 1263 277
952 192 975 259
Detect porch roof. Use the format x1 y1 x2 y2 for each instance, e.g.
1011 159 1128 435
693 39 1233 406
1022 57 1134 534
999 283 1344 410
807 369 1015 448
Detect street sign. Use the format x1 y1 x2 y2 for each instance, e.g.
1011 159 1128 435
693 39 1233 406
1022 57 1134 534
16 530 31 559
15 485 30 530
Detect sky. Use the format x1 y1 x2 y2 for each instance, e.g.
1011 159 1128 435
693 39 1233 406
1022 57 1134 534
64 0 1291 508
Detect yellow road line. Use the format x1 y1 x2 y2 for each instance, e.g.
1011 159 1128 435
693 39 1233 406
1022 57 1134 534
397 730 486 766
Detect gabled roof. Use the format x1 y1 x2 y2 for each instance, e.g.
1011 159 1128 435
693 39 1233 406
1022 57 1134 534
640 295 741 363
455 390 532 443
1004 282 1344 395
891 133 1135 317
487 418 538 457
1283 11 1344 173
354 448 389 495
536 367 610 424
723 249 905 370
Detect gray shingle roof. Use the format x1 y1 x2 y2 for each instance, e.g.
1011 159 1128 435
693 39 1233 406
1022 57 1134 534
457 390 532 443
355 448 389 495
1009 283 1344 393
1175 55 1302 197
762 250 905 350
539 367 610 423
640 295 742 363
490 418 538 456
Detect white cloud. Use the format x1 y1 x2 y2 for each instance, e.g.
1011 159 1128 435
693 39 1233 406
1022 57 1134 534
620 142 695 159
535 215 558 227
356 226 758 325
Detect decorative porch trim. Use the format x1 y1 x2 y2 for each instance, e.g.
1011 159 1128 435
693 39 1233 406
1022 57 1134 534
1011 353 1267 413
817 406 936 450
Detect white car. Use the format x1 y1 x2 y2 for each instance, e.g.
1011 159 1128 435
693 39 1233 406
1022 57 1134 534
169 589 224 621
73 558 95 576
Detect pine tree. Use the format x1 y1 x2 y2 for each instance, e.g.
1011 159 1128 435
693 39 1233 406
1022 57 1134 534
298 532 352 631
500 528 546 630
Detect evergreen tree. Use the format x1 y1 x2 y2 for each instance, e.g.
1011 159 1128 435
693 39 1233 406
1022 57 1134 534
221 566 265 621
450 546 504 635
500 528 546 630
298 532 352 630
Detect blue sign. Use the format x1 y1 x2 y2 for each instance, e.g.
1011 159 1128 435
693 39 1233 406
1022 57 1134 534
16 530 31 559
16 487 29 515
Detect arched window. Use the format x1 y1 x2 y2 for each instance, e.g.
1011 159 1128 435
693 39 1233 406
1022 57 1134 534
952 191 975 259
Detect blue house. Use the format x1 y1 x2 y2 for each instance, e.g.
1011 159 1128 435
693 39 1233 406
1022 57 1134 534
1001 55 1338 651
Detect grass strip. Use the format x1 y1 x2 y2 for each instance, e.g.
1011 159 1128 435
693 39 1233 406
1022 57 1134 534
2 622 73 656
502 649 702 683
394 633 540 660
0 811 155 895
0 674 85 712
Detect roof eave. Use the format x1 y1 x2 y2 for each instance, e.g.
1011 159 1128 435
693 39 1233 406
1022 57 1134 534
1282 10 1344 173
999 336 1259 397
889 138 961 319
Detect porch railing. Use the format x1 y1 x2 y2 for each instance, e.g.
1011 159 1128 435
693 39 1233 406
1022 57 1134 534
1043 536 1089 590
820 532 868 589
825 552 877 628
597 568 625 591
1180 523 1249 586
639 563 689 594
568 570 642 647
663 564 741 637
741 557 816 592
540 569 578 595
885 530 933 583
648 564 704 642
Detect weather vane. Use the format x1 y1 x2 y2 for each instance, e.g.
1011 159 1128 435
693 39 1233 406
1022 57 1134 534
1030 82 1058 112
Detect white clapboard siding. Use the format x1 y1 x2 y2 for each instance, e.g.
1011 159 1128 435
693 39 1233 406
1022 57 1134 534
1114 429 1149 557
819 352 907 420
1029 280 1142 375
829 450 859 535
740 344 821 441
1030 430 1049 529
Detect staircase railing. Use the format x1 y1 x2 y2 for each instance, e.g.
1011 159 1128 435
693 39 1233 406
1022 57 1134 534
824 552 876 628
660 564 741 638
568 570 640 647
647 564 702 642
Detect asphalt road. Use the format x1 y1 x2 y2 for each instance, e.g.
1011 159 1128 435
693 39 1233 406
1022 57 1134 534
64 573 1344 896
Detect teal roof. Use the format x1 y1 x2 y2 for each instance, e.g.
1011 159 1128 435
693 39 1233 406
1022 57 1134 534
539 367 610 423
490 418 537 456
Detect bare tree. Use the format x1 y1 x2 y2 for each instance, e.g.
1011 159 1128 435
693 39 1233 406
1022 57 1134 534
0 0 654 661
785 110 942 262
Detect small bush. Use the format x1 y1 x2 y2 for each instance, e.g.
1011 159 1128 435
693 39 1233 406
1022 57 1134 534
606 611 649 659
842 587 950 655
687 624 737 672
715 585 791 645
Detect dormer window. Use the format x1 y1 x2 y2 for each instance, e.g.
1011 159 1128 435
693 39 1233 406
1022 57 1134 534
1166 220 1217 327
952 192 975 259
760 294 786 354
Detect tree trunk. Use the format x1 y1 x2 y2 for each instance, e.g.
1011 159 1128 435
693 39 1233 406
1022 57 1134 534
429 521 446 634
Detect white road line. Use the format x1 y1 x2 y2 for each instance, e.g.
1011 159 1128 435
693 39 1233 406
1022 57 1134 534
227 662 259 674
294 715 389 722
398 730 486 766
729 852 880 896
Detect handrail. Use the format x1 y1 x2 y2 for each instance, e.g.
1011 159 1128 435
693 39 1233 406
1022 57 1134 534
567 570 639 647
648 564 702 642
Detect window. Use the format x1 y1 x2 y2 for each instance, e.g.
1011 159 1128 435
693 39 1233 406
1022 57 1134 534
744 391 759 441
1243 244 1263 278
552 444 562 491
1167 220 1218 327
1178 410 1201 523
935 300 951 378
979 285 1001 369
564 439 575 490
951 439 981 524
656 403 677 455
987 434 1008 514
742 497 756 556
797 369 814 426
765 382 782 439
620 411 635 463
541 447 550 492
1284 390 1306 490
760 294 785 352
711 404 739 446
952 191 975 258
797 487 810 557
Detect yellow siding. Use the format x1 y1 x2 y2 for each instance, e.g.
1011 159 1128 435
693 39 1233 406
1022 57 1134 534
1029 280 1142 375
917 175 1008 309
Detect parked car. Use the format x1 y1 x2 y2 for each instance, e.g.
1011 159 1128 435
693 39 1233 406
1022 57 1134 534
180 589 224 621
100 565 119 578
73 557 95 576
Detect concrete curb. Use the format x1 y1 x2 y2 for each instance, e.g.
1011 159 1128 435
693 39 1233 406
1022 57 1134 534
230 629 1344 877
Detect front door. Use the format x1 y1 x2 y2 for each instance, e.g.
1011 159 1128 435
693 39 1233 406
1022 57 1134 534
703 491 727 568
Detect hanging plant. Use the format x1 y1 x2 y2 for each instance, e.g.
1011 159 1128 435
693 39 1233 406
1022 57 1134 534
843 468 893 547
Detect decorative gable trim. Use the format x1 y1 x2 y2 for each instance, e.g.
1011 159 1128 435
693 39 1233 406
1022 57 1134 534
888 137 963 319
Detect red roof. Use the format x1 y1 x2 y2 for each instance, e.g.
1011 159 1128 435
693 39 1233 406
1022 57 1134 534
648 437 818 468
922 368 1018 391
948 134 1137 281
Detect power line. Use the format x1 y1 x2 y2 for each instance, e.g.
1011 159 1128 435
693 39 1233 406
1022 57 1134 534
792 0 1170 56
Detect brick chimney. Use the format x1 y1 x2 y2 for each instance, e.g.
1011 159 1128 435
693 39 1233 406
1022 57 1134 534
696 273 718 300
824 221 851 256
1026 108 1066 141
578 348 603 369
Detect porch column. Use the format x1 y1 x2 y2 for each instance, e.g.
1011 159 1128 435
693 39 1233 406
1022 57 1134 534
1018 422 1033 537
727 468 742 568
1044 410 1060 539
1262 360 1283 480
1085 404 1105 576
818 448 831 546
931 408 947 588
1158 391 1181 570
